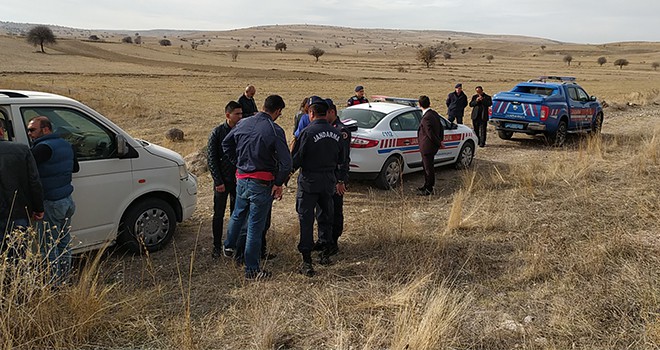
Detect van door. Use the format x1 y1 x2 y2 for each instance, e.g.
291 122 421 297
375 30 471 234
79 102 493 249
17 105 133 251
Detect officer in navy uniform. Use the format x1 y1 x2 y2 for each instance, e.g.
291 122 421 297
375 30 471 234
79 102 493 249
291 96 345 277
312 98 350 255
346 85 369 106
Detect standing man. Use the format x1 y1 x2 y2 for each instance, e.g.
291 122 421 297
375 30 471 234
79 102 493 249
27 116 79 283
315 98 350 255
469 86 493 147
207 101 242 259
0 119 44 241
291 97 344 277
222 95 291 280
446 83 468 124
417 96 444 196
347 85 369 106
238 85 258 118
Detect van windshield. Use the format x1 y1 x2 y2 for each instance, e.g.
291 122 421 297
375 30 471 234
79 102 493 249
512 85 558 96
339 109 387 129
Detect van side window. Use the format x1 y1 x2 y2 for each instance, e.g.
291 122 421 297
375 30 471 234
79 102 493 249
0 109 9 141
21 107 116 161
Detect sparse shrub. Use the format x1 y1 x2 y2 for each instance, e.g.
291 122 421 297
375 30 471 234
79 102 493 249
165 128 184 141
88 35 100 41
190 41 199 50
275 42 287 52
26 25 56 53
416 46 437 68
134 35 142 45
563 54 573 66
397 64 407 73
486 54 494 63
159 39 172 46
308 46 325 62
597 56 607 66
652 62 659 70
121 36 133 44
614 58 629 69
541 45 546 50
231 48 239 62
244 44 250 49
443 52 451 60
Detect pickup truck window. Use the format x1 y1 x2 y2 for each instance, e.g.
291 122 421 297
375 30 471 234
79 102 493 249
568 87 579 101
21 107 116 161
512 86 557 96
577 88 590 102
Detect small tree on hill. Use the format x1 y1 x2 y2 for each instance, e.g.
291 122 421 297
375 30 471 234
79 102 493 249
652 62 659 71
443 52 451 60
159 39 172 46
231 48 239 62
275 42 287 52
88 35 100 41
540 45 546 51
26 25 56 53
308 46 325 62
122 36 133 44
563 54 573 66
486 54 494 63
134 35 142 45
597 57 607 66
416 46 437 68
614 58 629 69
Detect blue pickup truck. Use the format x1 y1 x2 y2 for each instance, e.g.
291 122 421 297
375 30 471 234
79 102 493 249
489 76 603 146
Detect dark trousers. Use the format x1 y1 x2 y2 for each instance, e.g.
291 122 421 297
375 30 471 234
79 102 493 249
297 189 334 253
315 192 344 245
421 153 436 190
473 118 487 146
448 114 463 124
212 183 236 249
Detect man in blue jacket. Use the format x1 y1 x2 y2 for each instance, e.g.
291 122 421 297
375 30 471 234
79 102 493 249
28 116 79 283
222 95 292 280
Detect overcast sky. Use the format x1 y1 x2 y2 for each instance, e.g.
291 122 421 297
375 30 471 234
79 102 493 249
4 0 659 43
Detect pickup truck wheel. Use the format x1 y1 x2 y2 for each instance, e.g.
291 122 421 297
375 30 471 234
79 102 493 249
375 155 403 190
455 141 475 169
550 120 568 147
497 130 513 140
119 198 176 254
590 113 603 134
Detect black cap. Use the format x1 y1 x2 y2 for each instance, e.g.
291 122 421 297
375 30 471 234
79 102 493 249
309 96 328 106
455 83 463 88
355 85 364 92
325 98 336 111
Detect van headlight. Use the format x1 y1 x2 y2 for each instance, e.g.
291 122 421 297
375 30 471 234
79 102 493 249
179 164 189 180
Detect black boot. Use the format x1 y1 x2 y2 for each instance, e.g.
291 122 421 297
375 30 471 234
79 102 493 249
299 252 315 277
319 248 333 266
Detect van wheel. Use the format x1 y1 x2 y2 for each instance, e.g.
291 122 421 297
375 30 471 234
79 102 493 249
375 156 403 190
455 141 475 169
498 130 513 140
549 119 568 147
119 198 176 253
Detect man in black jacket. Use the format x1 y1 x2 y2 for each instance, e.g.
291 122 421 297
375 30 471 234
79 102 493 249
238 85 258 118
0 119 44 255
417 96 444 196
446 83 468 124
207 101 242 259
469 86 493 147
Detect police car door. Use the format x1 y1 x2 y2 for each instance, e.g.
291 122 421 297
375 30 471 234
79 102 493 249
567 86 589 129
387 110 421 169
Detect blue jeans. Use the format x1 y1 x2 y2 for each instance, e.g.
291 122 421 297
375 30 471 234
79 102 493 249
223 178 273 275
40 195 75 283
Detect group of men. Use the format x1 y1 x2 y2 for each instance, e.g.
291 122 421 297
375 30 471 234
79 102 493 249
0 116 78 284
445 83 492 147
208 86 352 280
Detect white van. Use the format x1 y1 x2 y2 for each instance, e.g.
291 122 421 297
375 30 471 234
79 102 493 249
0 90 197 253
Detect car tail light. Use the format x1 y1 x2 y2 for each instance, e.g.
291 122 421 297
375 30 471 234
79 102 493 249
350 136 379 148
540 106 550 121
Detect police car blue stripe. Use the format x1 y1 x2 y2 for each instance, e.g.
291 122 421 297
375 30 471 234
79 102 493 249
377 145 419 154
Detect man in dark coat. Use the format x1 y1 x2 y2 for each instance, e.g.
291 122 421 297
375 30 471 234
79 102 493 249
446 83 468 124
238 85 258 118
417 96 444 196
469 86 493 147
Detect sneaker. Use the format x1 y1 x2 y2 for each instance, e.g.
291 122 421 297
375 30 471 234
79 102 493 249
222 245 234 258
245 270 272 280
211 247 222 259
299 263 315 277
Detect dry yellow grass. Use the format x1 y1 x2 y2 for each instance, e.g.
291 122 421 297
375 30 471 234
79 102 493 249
1 26 659 349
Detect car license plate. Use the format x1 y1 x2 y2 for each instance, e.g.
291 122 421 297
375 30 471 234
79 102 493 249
505 123 524 130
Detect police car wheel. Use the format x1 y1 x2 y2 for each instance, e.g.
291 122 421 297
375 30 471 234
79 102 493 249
549 119 568 147
118 198 177 254
497 130 513 140
375 156 403 190
455 141 475 169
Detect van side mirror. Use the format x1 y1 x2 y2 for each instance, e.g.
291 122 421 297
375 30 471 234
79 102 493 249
117 134 128 156
590 96 597 101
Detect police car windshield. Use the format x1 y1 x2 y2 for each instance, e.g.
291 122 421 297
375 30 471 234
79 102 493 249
512 85 557 96
339 109 387 129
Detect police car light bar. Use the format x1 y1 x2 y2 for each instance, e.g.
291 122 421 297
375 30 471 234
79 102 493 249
528 76 576 83
371 95 418 107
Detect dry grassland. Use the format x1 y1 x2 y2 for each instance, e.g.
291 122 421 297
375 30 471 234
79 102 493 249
1 25 659 349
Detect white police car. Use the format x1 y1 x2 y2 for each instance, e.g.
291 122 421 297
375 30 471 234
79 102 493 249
340 99 478 189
